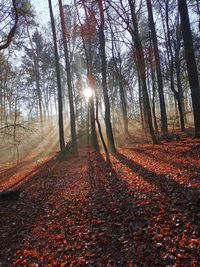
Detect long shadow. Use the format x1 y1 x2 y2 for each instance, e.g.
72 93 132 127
0 156 56 191
86 151 165 266
130 146 200 174
0 161 29 181
1 150 199 266
0 156 58 265
115 152 200 228
180 143 200 160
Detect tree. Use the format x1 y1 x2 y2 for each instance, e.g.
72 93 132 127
75 0 99 150
0 0 18 50
174 16 185 130
146 0 168 137
21 29 57 120
163 1 185 131
25 29 43 122
178 0 200 137
127 0 158 144
58 0 78 155
0 0 34 50
107 0 158 143
106 9 129 136
48 0 65 151
97 0 116 153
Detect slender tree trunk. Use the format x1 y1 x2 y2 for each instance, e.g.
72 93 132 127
165 3 185 131
0 80 3 127
175 47 185 131
87 101 90 147
107 12 129 136
0 0 18 50
128 0 158 144
110 53 129 136
139 79 145 131
116 54 129 136
146 0 168 136
58 0 78 154
75 1 98 150
148 45 159 134
97 0 116 153
82 1 98 150
95 93 110 162
88 77 98 150
195 0 200 31
178 0 200 137
174 96 179 127
25 23 43 123
175 14 185 131
48 0 65 151
0 63 9 126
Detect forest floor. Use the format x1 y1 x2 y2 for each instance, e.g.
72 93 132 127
0 134 200 266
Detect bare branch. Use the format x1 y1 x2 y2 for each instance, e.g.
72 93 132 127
0 0 19 50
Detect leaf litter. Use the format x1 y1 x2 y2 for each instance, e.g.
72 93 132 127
0 138 200 266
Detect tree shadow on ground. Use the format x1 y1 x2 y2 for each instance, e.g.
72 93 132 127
129 146 200 174
0 161 29 182
115 151 200 227
0 151 92 266
86 151 166 266
1 150 200 266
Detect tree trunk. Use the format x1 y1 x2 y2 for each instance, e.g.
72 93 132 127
174 47 185 130
58 0 78 155
128 0 158 144
146 0 168 137
95 93 110 162
25 23 43 123
0 0 18 50
139 79 145 131
148 46 159 134
97 0 116 153
89 78 98 150
196 0 200 31
178 0 200 137
107 12 129 136
48 0 65 151
174 14 185 131
116 54 129 136
165 2 185 131
75 1 98 150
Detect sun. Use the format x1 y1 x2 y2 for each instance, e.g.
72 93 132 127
83 87 93 99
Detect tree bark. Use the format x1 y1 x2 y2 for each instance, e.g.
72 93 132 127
80 1 98 150
178 0 200 137
148 45 159 134
58 0 78 155
0 0 18 50
174 21 185 131
97 0 116 153
146 0 168 137
115 54 129 136
128 0 158 144
89 78 98 150
95 93 110 162
107 11 129 136
25 25 43 122
165 2 185 131
48 0 65 151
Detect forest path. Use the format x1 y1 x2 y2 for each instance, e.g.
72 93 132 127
0 138 200 266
